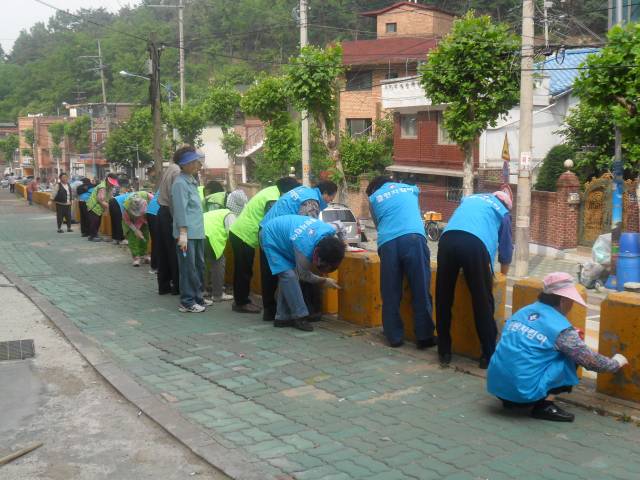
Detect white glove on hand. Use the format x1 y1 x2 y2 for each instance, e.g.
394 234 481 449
612 354 629 368
324 277 340 289
135 229 145 240
178 231 188 252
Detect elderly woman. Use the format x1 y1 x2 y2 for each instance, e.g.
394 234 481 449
122 191 153 267
86 173 119 242
488 272 629 422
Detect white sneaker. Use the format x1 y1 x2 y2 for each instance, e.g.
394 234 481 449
132 257 141 267
121 239 129 246
213 293 234 302
178 303 206 313
200 298 214 307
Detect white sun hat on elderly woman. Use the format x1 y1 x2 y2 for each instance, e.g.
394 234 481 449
542 272 587 307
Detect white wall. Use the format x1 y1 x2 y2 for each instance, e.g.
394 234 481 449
200 125 228 170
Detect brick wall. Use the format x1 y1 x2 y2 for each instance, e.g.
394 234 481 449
376 8 453 38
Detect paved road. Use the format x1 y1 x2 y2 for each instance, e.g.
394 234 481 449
1 191 639 480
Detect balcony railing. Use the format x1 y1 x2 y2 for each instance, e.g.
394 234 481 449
381 76 433 110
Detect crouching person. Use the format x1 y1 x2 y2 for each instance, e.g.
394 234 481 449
122 191 153 267
487 272 628 422
260 215 345 332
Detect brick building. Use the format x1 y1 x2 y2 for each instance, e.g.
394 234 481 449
340 2 454 139
18 115 69 180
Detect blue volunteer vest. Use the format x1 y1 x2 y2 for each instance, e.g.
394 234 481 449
79 187 94 202
487 302 580 403
260 214 336 275
261 186 326 225
444 194 508 268
369 182 425 248
146 191 160 216
115 192 133 212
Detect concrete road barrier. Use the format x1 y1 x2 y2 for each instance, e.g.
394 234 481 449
597 292 640 402
338 252 382 327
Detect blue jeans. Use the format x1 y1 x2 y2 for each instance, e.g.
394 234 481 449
176 239 205 308
28 191 33 205
379 233 434 345
276 270 309 321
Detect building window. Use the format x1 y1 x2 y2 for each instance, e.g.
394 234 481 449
386 23 397 33
385 71 399 80
346 71 373 91
400 114 417 139
446 177 463 202
437 112 456 145
346 118 372 138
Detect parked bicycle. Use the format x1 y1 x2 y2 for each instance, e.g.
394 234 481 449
423 211 442 242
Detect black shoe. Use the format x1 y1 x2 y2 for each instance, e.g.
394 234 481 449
478 357 490 370
67 228 73 232
81 234 89 237
531 401 575 422
263 312 275 322
274 319 293 328
439 353 452 366
388 340 404 348
308 312 323 322
293 318 314 332
416 336 438 350
57 229 63 233
158 289 172 295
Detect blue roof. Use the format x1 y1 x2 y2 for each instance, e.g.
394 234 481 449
537 48 600 96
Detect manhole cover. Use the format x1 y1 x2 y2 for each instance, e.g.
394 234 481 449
0 340 35 361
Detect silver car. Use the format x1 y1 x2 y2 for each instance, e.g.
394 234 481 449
320 202 363 245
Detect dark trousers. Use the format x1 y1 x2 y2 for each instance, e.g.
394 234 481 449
300 282 323 316
27 191 33 205
79 201 89 236
156 205 179 294
109 198 124 241
379 233 435 345
146 213 158 269
259 245 278 319
55 203 72 230
436 230 497 360
501 386 573 409
230 231 255 306
9 184 15 193
87 211 101 238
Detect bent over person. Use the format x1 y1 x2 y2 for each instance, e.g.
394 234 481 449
436 189 513 368
488 272 628 422
260 215 344 332
367 176 436 350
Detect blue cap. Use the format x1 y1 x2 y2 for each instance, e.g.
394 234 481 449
177 150 205 166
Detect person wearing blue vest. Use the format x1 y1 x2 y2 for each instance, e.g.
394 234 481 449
76 178 94 237
259 181 337 322
260 215 345 331
111 188 132 245
436 189 514 368
366 176 437 349
146 191 161 273
488 272 628 422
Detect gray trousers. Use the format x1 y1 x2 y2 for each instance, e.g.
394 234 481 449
276 270 309 321
204 242 226 299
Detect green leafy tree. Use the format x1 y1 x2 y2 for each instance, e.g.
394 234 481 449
48 122 66 171
535 144 574 192
104 107 153 169
240 74 289 124
339 117 394 179
0 134 19 165
165 102 207 147
203 84 241 189
572 23 640 178
419 11 520 195
64 116 91 153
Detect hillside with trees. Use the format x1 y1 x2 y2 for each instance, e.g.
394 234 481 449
0 0 607 122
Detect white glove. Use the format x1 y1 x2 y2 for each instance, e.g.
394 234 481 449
135 229 145 240
324 277 340 289
612 354 629 368
178 231 188 252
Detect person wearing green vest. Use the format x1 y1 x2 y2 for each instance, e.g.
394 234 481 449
228 177 300 313
85 173 119 242
202 190 248 302
202 180 226 212
122 191 154 267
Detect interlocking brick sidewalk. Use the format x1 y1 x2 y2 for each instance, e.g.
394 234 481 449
2 192 639 480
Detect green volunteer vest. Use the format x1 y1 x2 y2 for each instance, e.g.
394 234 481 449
86 181 110 215
204 191 226 212
204 208 231 258
197 185 205 202
229 185 280 248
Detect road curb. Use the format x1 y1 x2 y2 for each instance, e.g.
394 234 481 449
0 263 273 480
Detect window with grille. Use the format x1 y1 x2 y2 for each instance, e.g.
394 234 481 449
446 177 463 202
386 23 397 33
400 114 417 139
346 71 373 91
346 118 372 138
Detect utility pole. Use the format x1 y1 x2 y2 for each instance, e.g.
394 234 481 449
148 32 164 186
300 0 311 186
542 1 551 51
610 0 624 285
97 40 107 104
514 0 534 277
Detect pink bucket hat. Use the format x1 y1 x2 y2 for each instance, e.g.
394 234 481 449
543 272 586 307
493 189 513 210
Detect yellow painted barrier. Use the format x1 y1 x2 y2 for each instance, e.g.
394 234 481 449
15 183 27 199
223 243 261 295
338 252 382 327
250 248 261 295
597 292 640 402
99 212 112 237
322 270 339 315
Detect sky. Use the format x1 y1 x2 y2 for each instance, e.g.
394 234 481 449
1 0 138 53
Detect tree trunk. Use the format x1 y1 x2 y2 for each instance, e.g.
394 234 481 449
317 114 348 203
462 141 474 197
222 127 237 191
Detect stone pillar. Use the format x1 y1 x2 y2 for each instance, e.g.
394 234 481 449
555 170 580 249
